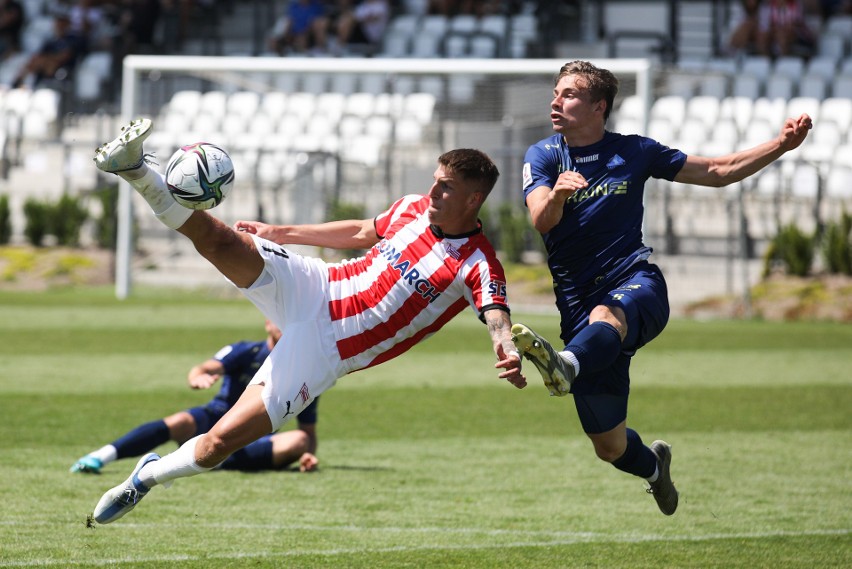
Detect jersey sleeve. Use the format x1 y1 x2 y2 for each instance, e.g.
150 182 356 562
462 244 510 319
374 194 425 238
522 143 559 201
644 137 688 181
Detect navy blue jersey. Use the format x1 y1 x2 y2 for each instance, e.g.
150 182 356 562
522 132 686 298
208 340 318 424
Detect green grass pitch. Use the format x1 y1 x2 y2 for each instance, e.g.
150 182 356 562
0 287 849 568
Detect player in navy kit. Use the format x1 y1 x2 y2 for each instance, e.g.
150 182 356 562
71 320 321 475
512 60 812 515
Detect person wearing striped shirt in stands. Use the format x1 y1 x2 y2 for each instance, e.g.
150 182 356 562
89 118 526 524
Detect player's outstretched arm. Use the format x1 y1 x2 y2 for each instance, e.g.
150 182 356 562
484 308 526 389
675 113 812 188
235 218 380 250
187 359 225 390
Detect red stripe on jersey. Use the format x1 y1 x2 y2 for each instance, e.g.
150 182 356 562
329 221 437 321
363 296 469 369
335 240 462 360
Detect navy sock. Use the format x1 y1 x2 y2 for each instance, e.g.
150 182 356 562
611 428 658 479
111 420 170 459
219 437 275 471
566 321 622 376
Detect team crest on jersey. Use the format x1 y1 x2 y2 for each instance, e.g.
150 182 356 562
298 382 311 403
522 162 532 188
607 154 626 169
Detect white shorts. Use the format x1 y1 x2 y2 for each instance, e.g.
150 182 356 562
239 235 344 430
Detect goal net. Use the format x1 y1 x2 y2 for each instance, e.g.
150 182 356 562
113 55 652 298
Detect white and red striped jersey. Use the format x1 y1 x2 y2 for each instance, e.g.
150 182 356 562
327 194 509 373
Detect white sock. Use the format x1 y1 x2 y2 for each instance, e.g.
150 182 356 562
137 435 213 488
90 445 118 465
122 167 193 230
646 464 660 483
562 350 580 376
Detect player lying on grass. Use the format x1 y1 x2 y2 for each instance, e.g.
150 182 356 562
71 320 320 475
511 60 812 515
89 118 526 524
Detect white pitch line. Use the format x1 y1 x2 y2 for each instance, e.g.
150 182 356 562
0 528 848 567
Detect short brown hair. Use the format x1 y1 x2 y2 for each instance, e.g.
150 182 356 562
556 60 619 122
438 148 500 197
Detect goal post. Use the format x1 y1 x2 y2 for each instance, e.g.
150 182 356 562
115 55 654 298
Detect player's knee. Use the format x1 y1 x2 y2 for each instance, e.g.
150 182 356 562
591 440 626 463
589 305 627 340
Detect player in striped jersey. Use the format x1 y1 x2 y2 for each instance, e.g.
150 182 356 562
90 119 526 524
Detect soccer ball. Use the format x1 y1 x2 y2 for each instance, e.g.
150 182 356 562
165 142 235 210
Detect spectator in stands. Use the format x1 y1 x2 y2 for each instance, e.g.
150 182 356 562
268 0 329 55
334 0 389 55
10 12 85 89
762 0 815 56
115 0 162 54
0 0 24 61
729 0 815 57
728 0 764 55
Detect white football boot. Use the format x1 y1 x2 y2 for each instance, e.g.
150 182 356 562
93 118 153 174
93 452 159 524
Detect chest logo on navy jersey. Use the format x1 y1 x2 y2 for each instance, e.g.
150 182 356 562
568 180 629 203
574 154 599 164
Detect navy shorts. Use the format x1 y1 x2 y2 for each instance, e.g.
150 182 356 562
557 262 670 434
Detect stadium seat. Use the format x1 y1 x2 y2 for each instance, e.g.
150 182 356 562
805 56 838 80
650 95 686 126
329 73 358 95
720 96 754 133
697 74 728 98
411 33 442 58
825 14 852 35
616 95 645 122
731 73 762 99
773 56 805 78
676 117 709 148
394 117 423 144
821 98 852 141
831 144 852 169
816 33 846 61
824 165 852 201
344 92 376 118
444 34 468 58
259 92 289 121
169 90 202 119
751 97 787 126
470 35 498 58
710 119 740 147
286 92 316 122
740 56 772 80
797 74 828 100
831 74 852 98
764 74 796 99
786 97 820 124
315 92 346 122
685 96 721 129
226 91 260 120
404 92 436 124
480 14 508 39
449 14 478 34
199 91 227 117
